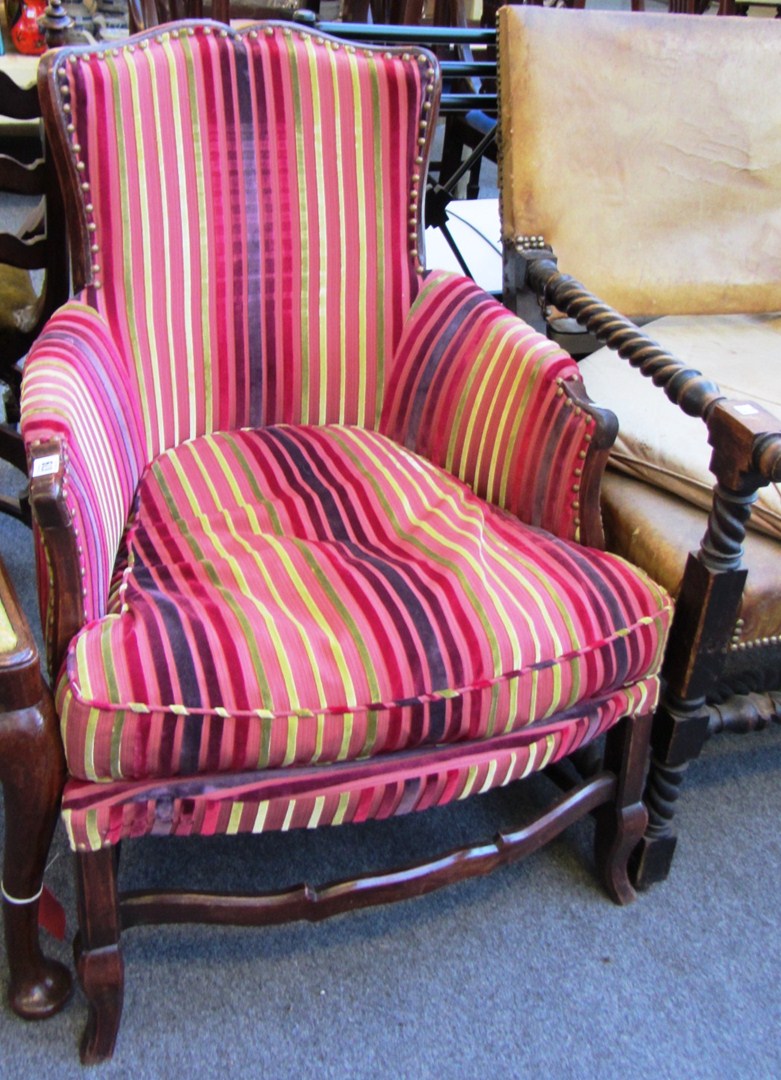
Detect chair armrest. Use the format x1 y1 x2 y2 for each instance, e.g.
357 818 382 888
513 249 781 506
20 299 148 677
381 269 617 545
513 247 781 706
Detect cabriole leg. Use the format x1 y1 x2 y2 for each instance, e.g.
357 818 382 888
594 711 653 906
75 846 124 1065
1 691 72 1019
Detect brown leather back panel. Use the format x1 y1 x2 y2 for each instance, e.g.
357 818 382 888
499 6 781 317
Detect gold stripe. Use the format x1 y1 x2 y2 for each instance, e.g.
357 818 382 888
282 798 297 831
478 758 498 794
333 790 351 826
303 37 330 424
163 35 199 440
308 795 326 829
285 34 311 420
252 801 270 833
0 600 17 652
128 53 167 451
348 49 371 426
227 802 244 834
458 764 480 800
85 809 103 853
520 740 537 779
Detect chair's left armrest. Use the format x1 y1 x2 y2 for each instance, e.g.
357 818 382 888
381 269 617 545
21 298 148 677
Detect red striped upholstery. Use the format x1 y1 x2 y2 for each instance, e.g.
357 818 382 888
61 683 656 851
52 24 432 454
382 272 595 542
58 424 671 788
21 23 674 855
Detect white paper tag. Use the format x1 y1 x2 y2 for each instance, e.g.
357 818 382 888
733 404 759 416
32 454 61 478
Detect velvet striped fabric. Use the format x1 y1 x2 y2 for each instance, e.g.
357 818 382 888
22 272 603 644
48 23 434 454
24 22 675 856
57 425 672 785
61 683 656 852
382 272 593 542
22 303 147 656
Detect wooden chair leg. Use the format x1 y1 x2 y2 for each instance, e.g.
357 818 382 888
593 711 653 906
1 690 72 1019
75 847 124 1065
630 695 712 890
629 756 688 889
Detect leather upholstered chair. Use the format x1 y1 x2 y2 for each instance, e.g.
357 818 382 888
499 6 781 887
20 19 672 1061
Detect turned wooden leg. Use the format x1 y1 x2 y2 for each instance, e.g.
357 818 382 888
593 711 653 906
629 756 688 889
1 691 72 1018
75 847 124 1065
630 696 711 891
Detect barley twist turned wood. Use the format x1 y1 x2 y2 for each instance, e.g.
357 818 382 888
515 250 781 884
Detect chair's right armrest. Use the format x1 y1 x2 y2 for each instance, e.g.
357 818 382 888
382 269 618 547
21 299 149 677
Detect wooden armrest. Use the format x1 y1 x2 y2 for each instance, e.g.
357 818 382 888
507 246 781 497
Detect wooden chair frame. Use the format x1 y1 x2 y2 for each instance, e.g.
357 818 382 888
505 245 781 886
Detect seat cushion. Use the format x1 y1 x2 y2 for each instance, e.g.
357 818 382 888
58 425 672 783
579 313 781 541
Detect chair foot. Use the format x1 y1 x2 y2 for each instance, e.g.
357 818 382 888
595 802 648 906
628 755 688 890
8 954 72 1020
593 711 653 906
76 943 124 1065
1 697 72 1020
75 848 124 1064
629 832 679 891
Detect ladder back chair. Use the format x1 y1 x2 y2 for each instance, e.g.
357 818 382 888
0 70 69 522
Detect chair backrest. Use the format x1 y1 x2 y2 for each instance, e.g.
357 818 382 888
39 22 437 456
498 6 781 318
127 0 315 34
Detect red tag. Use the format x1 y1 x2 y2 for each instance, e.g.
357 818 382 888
38 887 66 941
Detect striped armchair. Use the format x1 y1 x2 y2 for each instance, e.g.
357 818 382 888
16 20 672 1062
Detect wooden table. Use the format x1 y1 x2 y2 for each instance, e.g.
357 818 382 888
0 557 71 1018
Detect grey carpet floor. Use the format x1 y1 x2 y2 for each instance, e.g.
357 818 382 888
1 464 780 1079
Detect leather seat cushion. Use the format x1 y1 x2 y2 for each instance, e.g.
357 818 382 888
601 470 781 648
57 425 672 783
579 313 781 541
